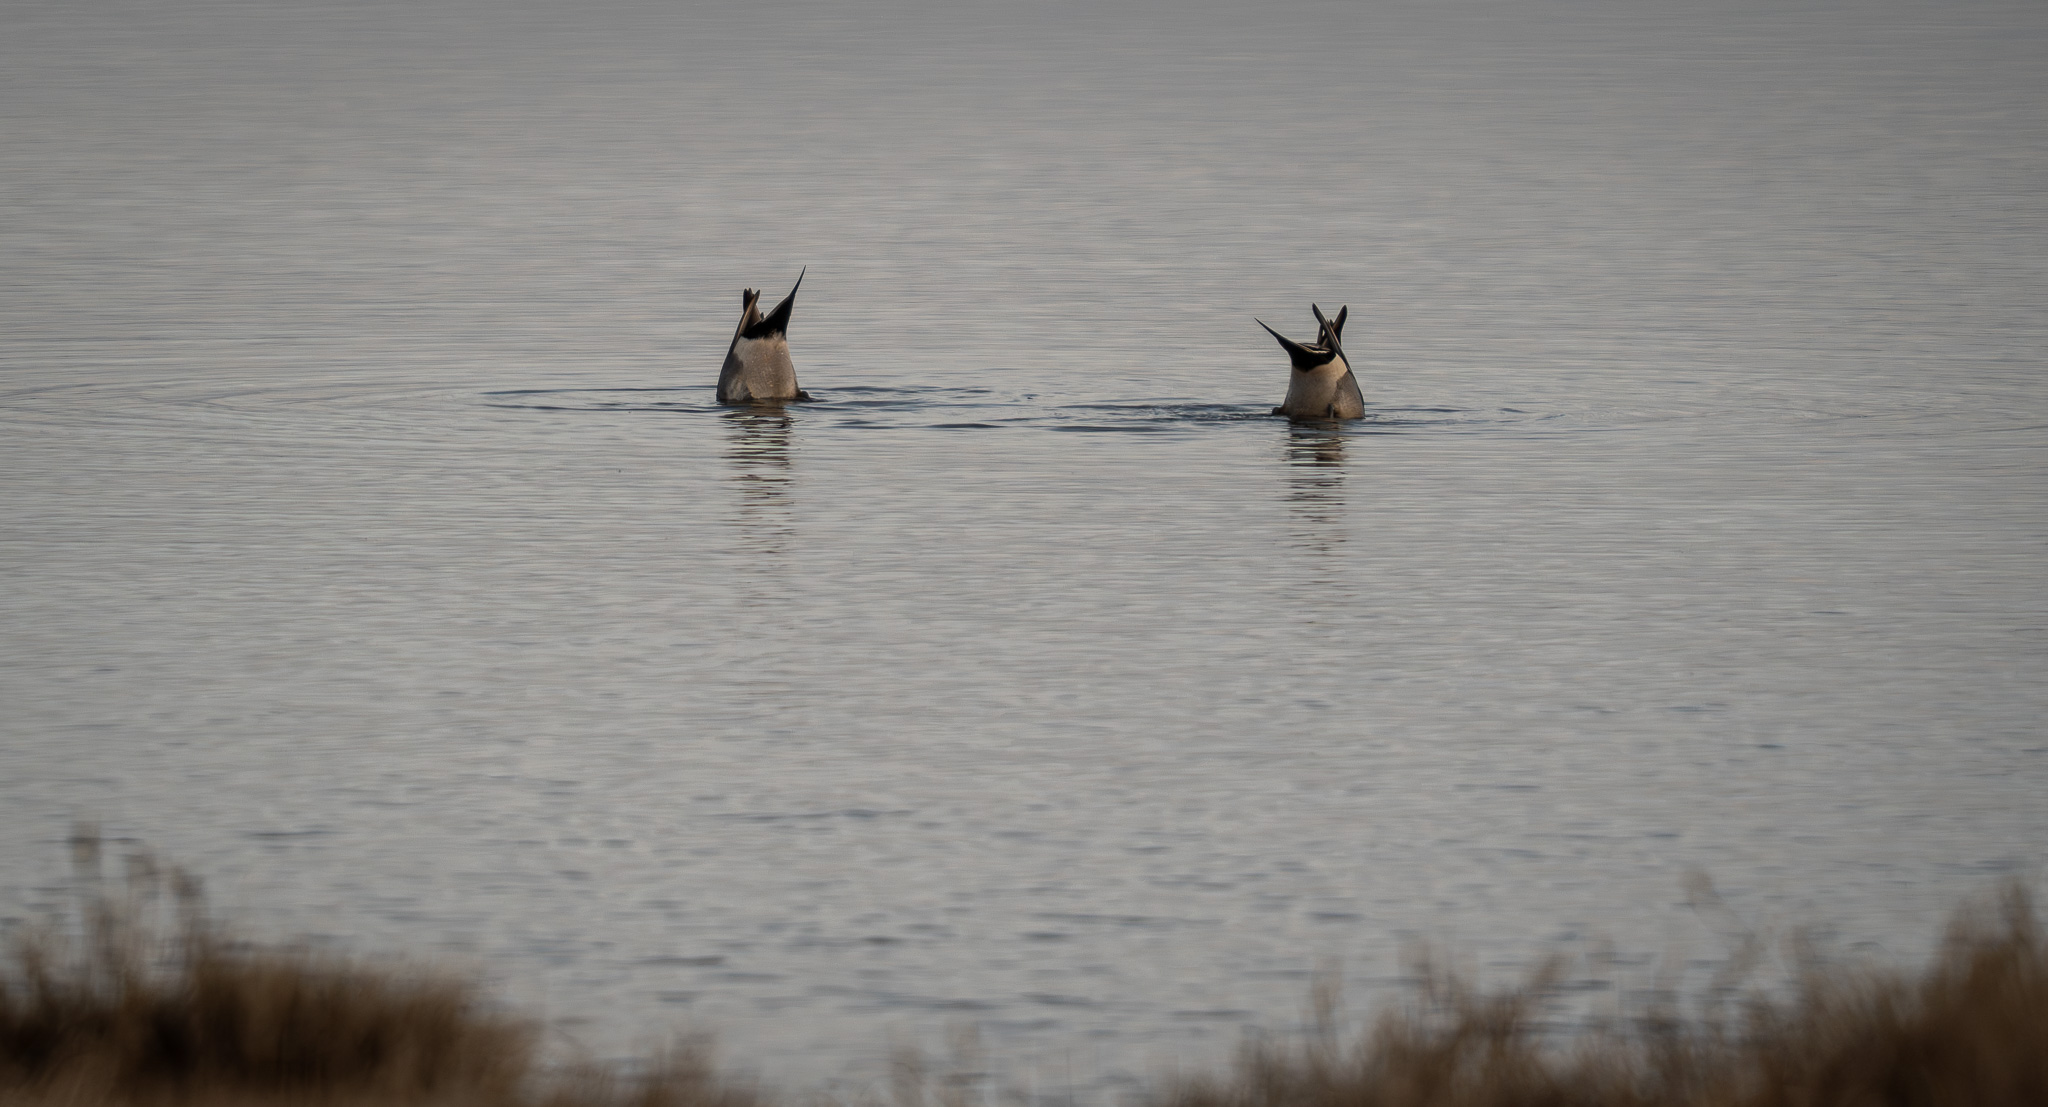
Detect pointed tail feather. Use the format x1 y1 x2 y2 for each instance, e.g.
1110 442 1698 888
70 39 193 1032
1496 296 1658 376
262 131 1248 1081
1262 318 1335 372
1259 318 1322 367
731 288 762 343
1310 303 1348 365
750 268 804 338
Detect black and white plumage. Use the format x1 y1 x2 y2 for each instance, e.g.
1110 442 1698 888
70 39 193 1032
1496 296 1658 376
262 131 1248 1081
716 271 808 404
1258 303 1363 421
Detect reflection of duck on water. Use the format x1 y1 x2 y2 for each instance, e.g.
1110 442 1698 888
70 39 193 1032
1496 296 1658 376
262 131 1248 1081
1287 425 1346 470
1284 425 1346 552
723 409 796 558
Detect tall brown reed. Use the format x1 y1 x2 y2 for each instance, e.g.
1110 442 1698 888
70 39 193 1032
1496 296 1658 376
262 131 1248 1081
0 833 765 1107
1157 885 2048 1107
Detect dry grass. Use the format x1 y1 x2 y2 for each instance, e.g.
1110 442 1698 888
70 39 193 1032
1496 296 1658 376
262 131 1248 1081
1159 885 2048 1107
0 834 767 1107
4 834 2043 1107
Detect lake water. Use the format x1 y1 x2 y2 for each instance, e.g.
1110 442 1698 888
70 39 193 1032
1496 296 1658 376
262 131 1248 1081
3 0 2045 1098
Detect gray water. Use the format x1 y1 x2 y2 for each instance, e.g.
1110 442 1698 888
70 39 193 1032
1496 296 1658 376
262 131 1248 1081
3 0 2046 1097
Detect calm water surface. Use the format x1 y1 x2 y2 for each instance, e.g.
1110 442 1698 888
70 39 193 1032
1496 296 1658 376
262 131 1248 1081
3 0 2046 1097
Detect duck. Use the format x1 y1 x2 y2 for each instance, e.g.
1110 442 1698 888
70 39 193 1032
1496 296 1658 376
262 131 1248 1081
1258 304 1363 420
717 270 809 404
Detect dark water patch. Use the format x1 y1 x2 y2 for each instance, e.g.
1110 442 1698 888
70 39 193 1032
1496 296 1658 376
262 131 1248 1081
1030 401 1277 436
1358 406 1574 434
889 995 1001 1013
483 386 723 415
789 935 910 950
1026 993 1099 1008
816 985 1002 1012
1033 913 1216 931
6 378 1620 444
714 809 915 823
1048 423 1181 433
826 385 1001 401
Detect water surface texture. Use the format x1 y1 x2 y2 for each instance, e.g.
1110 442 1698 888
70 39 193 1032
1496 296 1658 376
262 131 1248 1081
4 0 2046 1097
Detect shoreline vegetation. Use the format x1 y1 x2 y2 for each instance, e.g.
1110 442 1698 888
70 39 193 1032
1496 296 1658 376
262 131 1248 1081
3 838 2043 1106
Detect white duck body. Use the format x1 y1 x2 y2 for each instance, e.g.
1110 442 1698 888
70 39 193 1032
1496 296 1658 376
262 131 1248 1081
716 271 808 404
719 331 799 403
1277 353 1364 420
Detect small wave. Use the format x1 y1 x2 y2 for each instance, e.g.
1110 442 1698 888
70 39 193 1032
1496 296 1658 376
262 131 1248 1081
482 386 722 415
